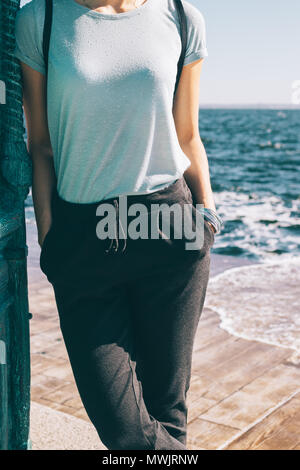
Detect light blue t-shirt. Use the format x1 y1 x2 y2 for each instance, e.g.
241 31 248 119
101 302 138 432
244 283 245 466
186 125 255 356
14 0 208 203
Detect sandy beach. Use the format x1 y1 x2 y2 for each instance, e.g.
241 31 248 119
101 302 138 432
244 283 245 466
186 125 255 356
26 222 300 450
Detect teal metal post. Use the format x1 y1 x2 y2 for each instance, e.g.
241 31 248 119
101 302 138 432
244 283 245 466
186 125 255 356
0 0 32 450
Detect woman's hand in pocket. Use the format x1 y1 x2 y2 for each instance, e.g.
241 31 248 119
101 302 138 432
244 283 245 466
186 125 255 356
206 220 216 234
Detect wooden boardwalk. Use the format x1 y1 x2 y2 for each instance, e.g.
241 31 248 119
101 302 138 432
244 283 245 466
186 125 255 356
28 270 300 450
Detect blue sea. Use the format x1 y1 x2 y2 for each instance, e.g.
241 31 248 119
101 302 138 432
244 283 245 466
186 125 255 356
196 108 300 355
26 108 300 261
202 108 300 261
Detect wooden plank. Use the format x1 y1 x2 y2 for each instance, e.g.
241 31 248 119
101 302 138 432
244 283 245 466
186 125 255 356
31 354 66 375
187 398 216 424
187 417 239 450
193 321 235 352
74 407 91 422
195 341 293 402
200 365 300 429
34 342 67 359
41 382 79 406
223 393 300 450
43 364 75 381
30 373 65 391
30 331 64 355
192 336 253 374
193 328 232 353
29 320 59 335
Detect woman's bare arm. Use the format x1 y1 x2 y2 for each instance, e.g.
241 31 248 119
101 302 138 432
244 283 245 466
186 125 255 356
20 61 57 247
173 58 216 213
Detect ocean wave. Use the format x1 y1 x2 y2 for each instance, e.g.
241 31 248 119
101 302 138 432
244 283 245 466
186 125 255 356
205 257 300 355
212 191 300 260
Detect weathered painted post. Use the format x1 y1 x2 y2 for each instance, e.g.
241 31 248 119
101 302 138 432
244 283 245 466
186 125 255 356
0 0 32 449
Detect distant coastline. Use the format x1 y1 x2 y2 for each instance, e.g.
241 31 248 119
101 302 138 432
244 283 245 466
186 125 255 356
199 104 300 110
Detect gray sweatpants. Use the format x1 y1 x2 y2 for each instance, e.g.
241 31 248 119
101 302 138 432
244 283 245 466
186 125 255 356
40 177 214 450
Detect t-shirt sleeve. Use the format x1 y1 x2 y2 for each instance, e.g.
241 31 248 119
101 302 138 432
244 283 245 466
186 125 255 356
182 1 208 66
13 0 46 75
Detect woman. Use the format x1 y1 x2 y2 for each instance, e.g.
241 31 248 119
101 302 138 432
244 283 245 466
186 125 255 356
14 0 222 450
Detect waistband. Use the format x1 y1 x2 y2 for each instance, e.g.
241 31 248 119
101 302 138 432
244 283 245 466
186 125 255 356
51 177 192 254
52 177 190 220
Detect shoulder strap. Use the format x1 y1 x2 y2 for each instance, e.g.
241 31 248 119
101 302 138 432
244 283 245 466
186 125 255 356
43 0 53 76
173 0 188 99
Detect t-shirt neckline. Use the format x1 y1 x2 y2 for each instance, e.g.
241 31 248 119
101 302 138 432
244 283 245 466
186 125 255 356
70 0 154 20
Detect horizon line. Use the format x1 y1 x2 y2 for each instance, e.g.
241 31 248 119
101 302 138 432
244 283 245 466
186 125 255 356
198 104 300 109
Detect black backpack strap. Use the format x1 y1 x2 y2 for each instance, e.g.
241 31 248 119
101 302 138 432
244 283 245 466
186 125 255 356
173 0 188 99
43 0 53 76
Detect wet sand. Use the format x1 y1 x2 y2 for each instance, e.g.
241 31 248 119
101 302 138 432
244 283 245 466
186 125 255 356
26 222 300 450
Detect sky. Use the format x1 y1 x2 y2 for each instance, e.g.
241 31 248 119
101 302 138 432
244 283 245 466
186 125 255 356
20 0 300 106
190 0 300 106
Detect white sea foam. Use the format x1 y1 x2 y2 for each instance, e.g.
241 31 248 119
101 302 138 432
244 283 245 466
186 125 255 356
205 257 300 356
213 191 300 260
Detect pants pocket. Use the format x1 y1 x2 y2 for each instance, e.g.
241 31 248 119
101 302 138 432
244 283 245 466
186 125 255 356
181 178 215 249
145 189 209 256
204 219 215 246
